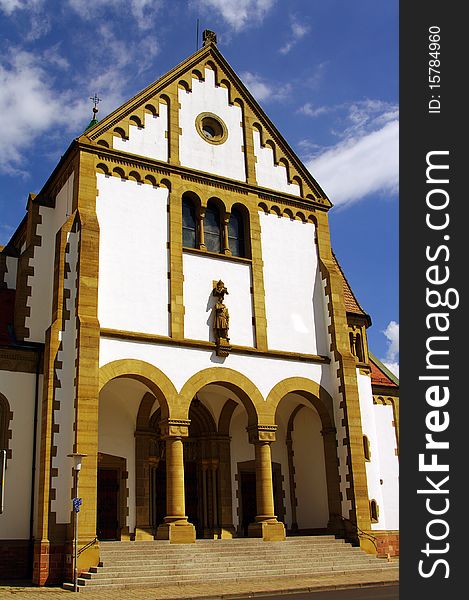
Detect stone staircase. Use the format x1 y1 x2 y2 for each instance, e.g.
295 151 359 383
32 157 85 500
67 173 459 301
64 536 397 591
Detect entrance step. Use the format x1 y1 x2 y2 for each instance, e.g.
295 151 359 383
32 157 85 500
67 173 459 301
63 536 397 591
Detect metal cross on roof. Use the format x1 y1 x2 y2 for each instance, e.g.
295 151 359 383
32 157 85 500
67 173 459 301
89 93 101 114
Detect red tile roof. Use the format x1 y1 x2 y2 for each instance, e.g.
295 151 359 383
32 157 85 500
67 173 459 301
332 253 368 317
370 357 398 388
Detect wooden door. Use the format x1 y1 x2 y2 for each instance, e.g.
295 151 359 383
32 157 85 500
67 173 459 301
97 468 119 540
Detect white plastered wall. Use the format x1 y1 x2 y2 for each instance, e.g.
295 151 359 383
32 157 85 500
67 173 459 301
229 405 253 530
253 131 300 196
4 256 17 289
179 68 245 181
51 228 79 523
357 371 399 530
373 402 399 530
113 104 168 161
26 173 74 342
98 378 149 533
260 213 328 355
290 402 329 529
183 253 254 346
0 372 36 539
99 338 334 401
96 175 169 335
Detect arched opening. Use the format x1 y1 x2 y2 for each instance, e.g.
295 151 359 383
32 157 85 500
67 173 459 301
270 379 342 536
182 193 198 248
228 204 249 258
274 394 329 534
148 395 218 538
0 393 11 459
98 377 155 540
204 201 222 253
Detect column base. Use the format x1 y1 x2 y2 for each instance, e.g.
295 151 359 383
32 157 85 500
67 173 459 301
134 527 154 541
248 520 286 541
219 525 236 539
156 521 196 543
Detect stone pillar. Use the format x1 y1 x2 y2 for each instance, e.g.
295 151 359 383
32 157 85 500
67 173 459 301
201 460 209 537
134 430 153 540
217 436 235 539
210 460 219 531
222 215 232 255
247 425 285 541
286 435 298 532
198 207 207 251
156 419 196 543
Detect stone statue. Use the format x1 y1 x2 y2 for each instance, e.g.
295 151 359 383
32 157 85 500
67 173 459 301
212 280 231 356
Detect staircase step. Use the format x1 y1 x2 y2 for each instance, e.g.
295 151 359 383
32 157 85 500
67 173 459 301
68 537 396 590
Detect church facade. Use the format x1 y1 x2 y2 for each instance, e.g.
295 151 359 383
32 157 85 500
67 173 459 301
0 31 399 585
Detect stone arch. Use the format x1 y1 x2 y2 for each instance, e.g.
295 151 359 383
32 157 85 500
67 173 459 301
218 398 238 435
99 359 178 420
268 378 341 530
129 115 143 128
145 103 158 116
178 368 266 426
268 377 334 426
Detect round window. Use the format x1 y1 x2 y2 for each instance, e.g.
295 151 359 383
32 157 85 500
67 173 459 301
195 113 228 144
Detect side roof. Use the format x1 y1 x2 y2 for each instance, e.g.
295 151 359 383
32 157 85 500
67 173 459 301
369 352 399 388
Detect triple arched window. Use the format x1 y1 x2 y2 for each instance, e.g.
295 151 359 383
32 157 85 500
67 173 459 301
182 194 249 258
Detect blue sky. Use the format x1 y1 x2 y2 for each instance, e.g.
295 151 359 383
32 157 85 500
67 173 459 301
0 0 398 374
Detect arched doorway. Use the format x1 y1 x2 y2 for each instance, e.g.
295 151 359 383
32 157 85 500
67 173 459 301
270 379 342 537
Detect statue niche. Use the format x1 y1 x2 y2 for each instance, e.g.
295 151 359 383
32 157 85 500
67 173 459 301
212 280 231 357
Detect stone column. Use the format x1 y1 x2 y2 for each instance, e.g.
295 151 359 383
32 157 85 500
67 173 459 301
201 460 209 537
286 435 298 532
198 207 207 251
156 419 196 543
134 430 154 540
247 425 285 541
222 215 232 255
217 436 235 539
210 460 219 531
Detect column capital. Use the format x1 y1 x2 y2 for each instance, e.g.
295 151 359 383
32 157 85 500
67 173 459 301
247 424 277 444
159 418 191 439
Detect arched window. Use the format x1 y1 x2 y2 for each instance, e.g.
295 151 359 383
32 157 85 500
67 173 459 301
228 207 246 257
363 435 371 461
0 393 11 460
204 203 221 253
370 499 379 523
182 196 197 248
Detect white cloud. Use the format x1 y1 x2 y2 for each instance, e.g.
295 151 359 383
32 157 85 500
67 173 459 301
304 100 398 206
67 0 162 30
192 0 276 31
0 0 43 15
306 120 398 206
0 49 88 174
297 103 330 118
279 15 310 54
383 361 399 378
383 320 399 361
377 321 399 378
240 71 291 103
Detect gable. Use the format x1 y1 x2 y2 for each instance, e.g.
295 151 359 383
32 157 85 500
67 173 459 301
81 40 330 208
